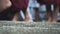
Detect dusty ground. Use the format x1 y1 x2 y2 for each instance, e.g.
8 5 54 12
0 21 60 34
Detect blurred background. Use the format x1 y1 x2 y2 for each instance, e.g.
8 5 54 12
0 0 60 22
20 0 60 22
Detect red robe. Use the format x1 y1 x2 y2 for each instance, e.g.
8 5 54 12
11 0 29 11
37 0 60 5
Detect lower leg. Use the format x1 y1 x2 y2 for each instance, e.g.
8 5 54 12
12 11 20 21
46 5 52 22
52 5 59 22
34 8 40 22
12 12 20 21
23 10 33 22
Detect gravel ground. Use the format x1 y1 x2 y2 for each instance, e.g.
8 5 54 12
0 21 60 34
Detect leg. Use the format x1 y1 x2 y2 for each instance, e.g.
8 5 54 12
12 10 20 21
52 5 59 22
46 4 52 22
34 7 40 22
23 10 33 22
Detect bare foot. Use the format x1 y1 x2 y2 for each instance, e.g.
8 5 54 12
47 18 52 23
52 19 57 23
24 19 33 22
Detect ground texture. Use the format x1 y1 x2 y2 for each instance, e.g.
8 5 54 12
0 21 60 34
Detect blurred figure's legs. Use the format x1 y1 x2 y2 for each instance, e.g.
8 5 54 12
33 7 40 21
12 9 20 21
52 5 59 22
46 4 52 22
46 4 59 22
23 10 33 22
12 9 32 22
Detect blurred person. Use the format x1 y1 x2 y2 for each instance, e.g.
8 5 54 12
0 0 32 22
11 0 32 22
28 0 40 22
37 0 59 22
34 0 40 21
